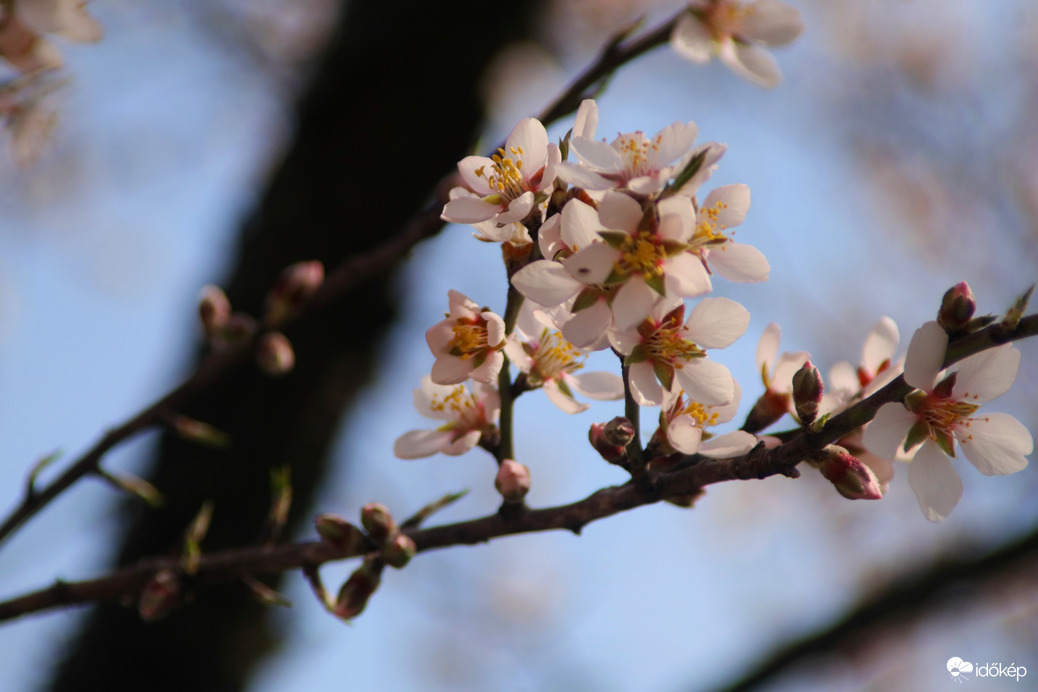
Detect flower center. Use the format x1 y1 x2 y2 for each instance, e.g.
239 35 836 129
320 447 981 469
922 395 980 438
680 399 720 427
614 132 660 177
428 384 483 425
693 199 730 245
474 146 526 201
704 2 750 39
615 231 667 278
449 321 489 359
530 330 585 381
646 326 705 366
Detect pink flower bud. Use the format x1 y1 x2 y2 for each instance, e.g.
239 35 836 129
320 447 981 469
138 569 181 622
255 331 295 376
792 360 824 425
815 445 883 500
334 557 384 620
265 260 324 327
197 285 231 338
938 281 976 332
495 459 531 503
360 502 397 544
314 514 368 554
381 532 417 569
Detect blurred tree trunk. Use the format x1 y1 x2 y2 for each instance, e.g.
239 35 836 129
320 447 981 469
49 1 543 690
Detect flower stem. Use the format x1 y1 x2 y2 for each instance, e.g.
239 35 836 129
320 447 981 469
495 284 525 463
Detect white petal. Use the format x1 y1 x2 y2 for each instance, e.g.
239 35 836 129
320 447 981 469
677 359 734 406
544 382 589 414
671 14 714 63
665 254 712 297
709 242 770 282
561 199 605 250
537 213 564 259
457 156 496 194
951 344 1020 403
394 429 453 459
431 356 472 385
506 118 548 171
771 351 810 392
485 312 506 347
700 431 758 458
757 323 781 373
701 184 750 228
629 362 664 406
562 299 613 349
658 196 695 242
556 161 615 191
568 371 625 400
565 242 618 285
862 403 916 459
504 337 533 374
511 260 583 307
650 121 699 168
598 191 644 232
959 412 1032 476
495 192 535 225
722 41 782 89
469 351 504 384
668 417 703 454
612 280 657 330
862 316 899 374
443 430 483 456
570 137 624 173
908 443 963 522
573 99 598 139
441 195 498 224
904 322 947 391
684 297 749 349
828 360 859 394
740 0 804 46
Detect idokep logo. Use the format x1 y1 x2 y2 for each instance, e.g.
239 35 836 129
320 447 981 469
947 657 1028 683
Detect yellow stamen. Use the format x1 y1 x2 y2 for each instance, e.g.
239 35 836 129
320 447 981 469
615 231 667 278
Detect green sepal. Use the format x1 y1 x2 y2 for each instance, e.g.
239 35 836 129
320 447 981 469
903 419 930 453
933 429 957 457
572 287 601 313
599 231 630 249
644 272 666 296
653 361 675 391
604 269 628 286
626 344 650 364
661 239 690 256
666 149 708 195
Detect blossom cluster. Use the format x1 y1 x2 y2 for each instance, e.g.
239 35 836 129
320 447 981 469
392 1 1031 521
0 0 101 163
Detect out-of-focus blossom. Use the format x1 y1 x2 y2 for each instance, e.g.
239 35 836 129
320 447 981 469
394 376 500 459
671 0 804 89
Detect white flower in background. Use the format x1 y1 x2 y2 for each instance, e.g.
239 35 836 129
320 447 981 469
825 316 901 413
426 290 506 385
611 296 748 406
682 183 770 291
441 117 559 226
756 322 810 409
864 321 1033 521
18 0 103 43
671 0 804 89
504 304 624 414
558 99 701 196
659 380 756 456
0 75 60 166
394 377 500 459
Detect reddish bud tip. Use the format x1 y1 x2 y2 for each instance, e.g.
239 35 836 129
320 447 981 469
792 360 824 425
315 513 367 554
495 459 531 503
938 281 976 332
138 569 181 622
382 532 417 569
198 285 231 338
590 418 633 463
333 558 384 620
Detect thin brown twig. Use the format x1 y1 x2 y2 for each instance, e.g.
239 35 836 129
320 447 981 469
2 314 1033 624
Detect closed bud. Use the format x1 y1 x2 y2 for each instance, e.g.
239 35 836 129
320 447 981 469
171 415 231 449
590 417 632 463
382 532 417 569
334 557 384 620
495 459 531 503
815 445 882 500
315 514 368 554
743 390 790 433
197 285 231 337
792 360 824 425
360 502 397 544
256 331 295 376
265 260 324 327
138 569 181 622
938 281 976 332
